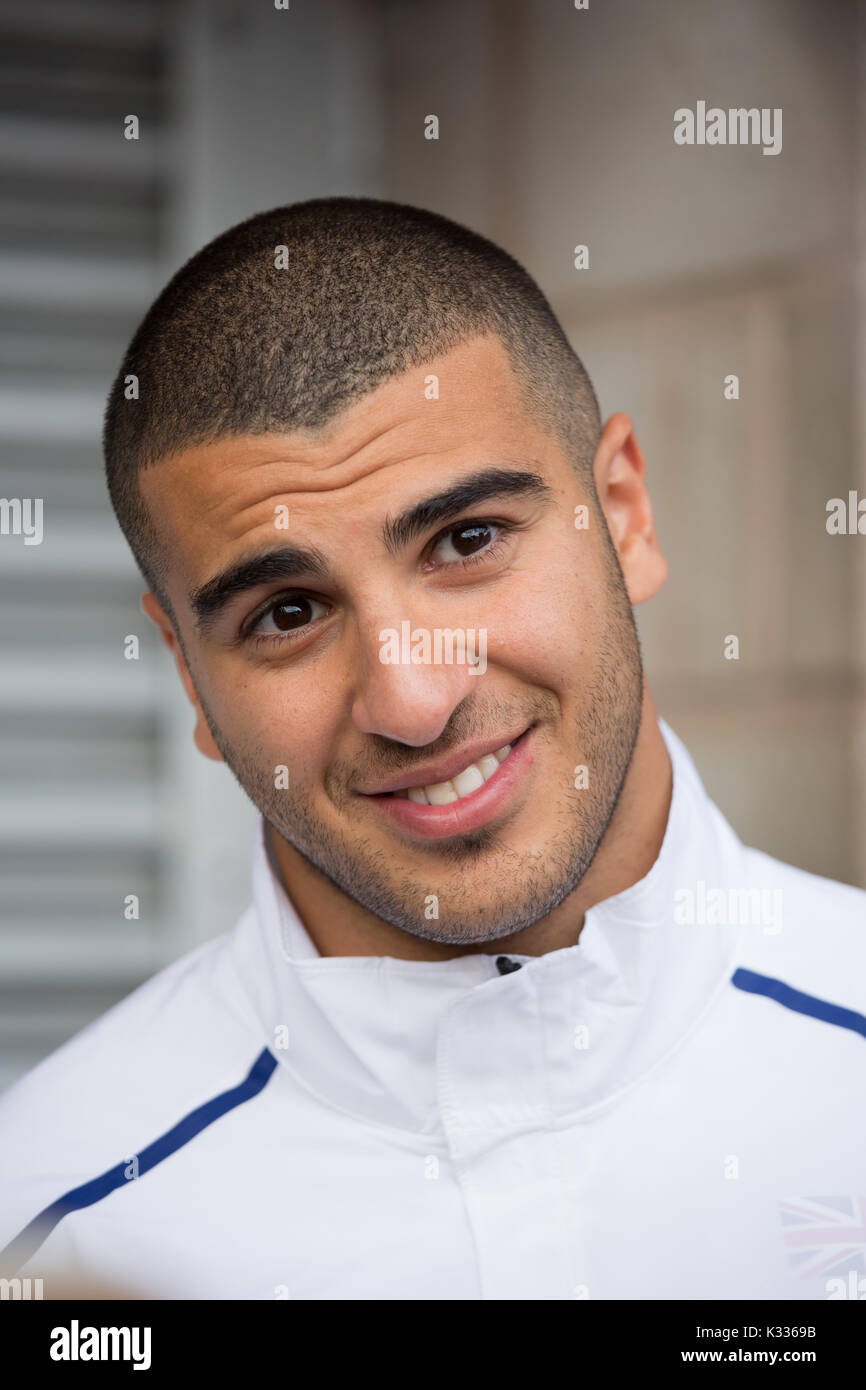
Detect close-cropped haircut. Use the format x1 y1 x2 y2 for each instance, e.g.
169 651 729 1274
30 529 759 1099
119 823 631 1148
103 197 601 611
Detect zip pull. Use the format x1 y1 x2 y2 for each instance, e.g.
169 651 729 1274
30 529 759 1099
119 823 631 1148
496 955 522 975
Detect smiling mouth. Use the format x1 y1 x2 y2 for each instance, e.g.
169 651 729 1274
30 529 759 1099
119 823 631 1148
387 741 514 805
362 727 535 839
366 726 532 803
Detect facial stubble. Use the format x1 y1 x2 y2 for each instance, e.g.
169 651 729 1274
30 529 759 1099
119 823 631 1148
182 534 644 945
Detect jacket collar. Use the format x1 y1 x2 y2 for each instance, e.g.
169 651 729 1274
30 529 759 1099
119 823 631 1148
231 719 746 1136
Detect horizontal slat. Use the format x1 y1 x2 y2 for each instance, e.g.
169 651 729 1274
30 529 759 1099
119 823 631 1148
0 732 154 780
0 384 108 441
0 252 156 309
0 655 161 712
0 196 159 258
0 849 158 911
0 519 136 573
0 606 156 652
0 0 164 45
0 114 165 179
0 785 161 845
0 924 163 981
0 466 113 513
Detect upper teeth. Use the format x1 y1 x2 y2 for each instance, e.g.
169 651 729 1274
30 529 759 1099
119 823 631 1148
396 744 512 804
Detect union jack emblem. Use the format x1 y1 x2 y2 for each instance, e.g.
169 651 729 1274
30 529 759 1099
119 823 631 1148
780 1196 866 1279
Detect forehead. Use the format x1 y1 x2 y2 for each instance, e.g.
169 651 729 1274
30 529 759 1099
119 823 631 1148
139 333 558 596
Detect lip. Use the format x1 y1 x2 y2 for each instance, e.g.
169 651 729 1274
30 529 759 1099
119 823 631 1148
363 727 534 840
357 727 531 797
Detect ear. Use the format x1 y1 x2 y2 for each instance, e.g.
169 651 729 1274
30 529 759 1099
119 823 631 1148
592 412 668 605
140 592 225 763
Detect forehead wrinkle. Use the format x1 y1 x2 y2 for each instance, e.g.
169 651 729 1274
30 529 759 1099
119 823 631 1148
196 451 456 544
197 408 439 491
157 392 544 558
231 390 497 488
216 436 432 490
159 373 526 520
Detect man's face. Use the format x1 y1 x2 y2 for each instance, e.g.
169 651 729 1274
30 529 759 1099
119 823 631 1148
141 333 649 944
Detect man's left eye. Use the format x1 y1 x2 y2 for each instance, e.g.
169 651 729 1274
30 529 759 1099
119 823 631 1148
430 522 500 565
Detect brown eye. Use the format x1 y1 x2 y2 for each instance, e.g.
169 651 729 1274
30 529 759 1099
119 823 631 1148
250 594 329 639
431 522 498 564
453 524 493 555
272 598 312 630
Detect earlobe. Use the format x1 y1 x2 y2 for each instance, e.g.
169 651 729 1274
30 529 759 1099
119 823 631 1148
192 714 224 763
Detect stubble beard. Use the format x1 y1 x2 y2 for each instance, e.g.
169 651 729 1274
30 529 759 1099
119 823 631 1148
192 562 644 945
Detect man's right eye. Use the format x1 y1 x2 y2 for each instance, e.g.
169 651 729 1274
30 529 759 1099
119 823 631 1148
246 594 330 644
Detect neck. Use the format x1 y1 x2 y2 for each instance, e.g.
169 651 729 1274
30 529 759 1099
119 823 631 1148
267 682 673 961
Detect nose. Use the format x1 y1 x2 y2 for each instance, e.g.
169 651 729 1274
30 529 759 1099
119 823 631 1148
351 617 487 746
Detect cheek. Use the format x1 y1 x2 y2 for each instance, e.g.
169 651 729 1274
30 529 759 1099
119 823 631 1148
203 656 339 778
482 547 605 689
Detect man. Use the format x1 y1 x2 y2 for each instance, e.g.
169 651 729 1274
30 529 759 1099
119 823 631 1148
1 198 863 1300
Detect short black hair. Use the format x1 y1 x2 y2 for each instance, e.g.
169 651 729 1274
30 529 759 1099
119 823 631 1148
103 197 601 609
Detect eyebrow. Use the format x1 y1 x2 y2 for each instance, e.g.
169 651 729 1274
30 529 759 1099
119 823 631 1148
381 466 552 553
190 465 553 632
191 544 330 632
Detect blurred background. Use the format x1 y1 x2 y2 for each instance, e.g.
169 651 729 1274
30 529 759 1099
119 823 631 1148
0 0 864 1088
